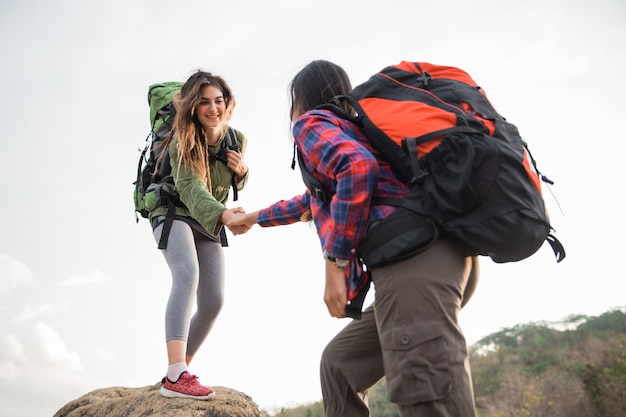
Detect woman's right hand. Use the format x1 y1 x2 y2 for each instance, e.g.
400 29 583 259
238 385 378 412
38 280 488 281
324 259 348 318
221 207 252 235
224 210 259 235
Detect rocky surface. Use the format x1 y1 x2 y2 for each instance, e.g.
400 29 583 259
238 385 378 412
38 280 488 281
53 383 262 417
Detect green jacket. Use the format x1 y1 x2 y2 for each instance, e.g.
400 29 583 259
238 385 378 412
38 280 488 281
149 128 249 238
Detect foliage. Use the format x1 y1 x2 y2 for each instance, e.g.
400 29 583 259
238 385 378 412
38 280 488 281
471 308 626 417
367 379 399 417
265 401 325 417
263 308 626 417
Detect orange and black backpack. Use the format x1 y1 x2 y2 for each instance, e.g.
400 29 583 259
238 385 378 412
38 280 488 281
298 61 565 267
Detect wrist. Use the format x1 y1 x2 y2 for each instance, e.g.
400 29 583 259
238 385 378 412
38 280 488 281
244 211 258 226
219 209 231 224
323 250 349 268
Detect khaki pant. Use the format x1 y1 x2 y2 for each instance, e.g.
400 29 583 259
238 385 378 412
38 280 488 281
321 239 479 417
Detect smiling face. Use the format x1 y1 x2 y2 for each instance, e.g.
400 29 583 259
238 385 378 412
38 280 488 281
196 84 226 133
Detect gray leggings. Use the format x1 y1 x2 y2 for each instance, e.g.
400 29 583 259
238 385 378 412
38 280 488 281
153 220 225 358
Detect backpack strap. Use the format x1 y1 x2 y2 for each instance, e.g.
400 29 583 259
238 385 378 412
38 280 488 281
290 98 361 202
345 279 371 320
547 233 566 263
209 127 240 201
134 134 151 222
296 148 333 203
226 128 239 202
158 199 177 249
150 181 183 250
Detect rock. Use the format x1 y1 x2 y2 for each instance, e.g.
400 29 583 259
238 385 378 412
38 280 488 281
53 383 262 417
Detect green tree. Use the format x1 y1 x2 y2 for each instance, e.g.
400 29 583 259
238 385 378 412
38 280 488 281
263 309 626 417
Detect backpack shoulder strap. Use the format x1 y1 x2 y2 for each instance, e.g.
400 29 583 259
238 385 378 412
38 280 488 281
296 148 333 203
204 127 240 201
226 127 239 151
226 127 239 201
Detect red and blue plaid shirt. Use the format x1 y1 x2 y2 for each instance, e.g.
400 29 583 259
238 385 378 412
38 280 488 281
257 109 409 300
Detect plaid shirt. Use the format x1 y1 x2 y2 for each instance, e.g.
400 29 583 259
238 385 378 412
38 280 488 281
257 109 408 300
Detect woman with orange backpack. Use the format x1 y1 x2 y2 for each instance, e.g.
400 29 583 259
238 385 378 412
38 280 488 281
229 60 479 417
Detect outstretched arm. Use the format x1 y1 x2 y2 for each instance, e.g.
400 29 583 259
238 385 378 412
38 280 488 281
227 191 312 233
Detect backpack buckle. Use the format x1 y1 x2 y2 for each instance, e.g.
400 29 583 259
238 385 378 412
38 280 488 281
313 186 331 203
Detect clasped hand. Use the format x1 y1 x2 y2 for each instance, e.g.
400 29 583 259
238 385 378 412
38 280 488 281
221 207 251 235
222 207 260 236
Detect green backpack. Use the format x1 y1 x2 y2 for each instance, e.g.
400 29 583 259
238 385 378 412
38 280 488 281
133 82 239 249
133 82 181 224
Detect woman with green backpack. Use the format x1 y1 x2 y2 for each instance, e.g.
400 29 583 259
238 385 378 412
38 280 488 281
151 70 250 400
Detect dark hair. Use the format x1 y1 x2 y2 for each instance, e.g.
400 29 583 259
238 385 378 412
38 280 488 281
289 60 352 120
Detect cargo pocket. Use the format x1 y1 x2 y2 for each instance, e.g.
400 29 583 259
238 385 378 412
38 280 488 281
380 321 452 405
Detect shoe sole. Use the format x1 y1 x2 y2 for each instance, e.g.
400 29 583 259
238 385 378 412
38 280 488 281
159 386 216 400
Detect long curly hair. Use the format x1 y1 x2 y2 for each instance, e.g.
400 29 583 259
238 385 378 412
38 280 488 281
158 70 236 187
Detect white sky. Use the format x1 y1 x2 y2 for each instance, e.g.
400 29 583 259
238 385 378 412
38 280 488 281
1 0 625 416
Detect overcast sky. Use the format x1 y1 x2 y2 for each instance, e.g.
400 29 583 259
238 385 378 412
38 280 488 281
1 0 625 416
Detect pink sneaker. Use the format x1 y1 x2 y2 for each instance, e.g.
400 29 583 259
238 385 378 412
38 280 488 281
160 371 216 400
